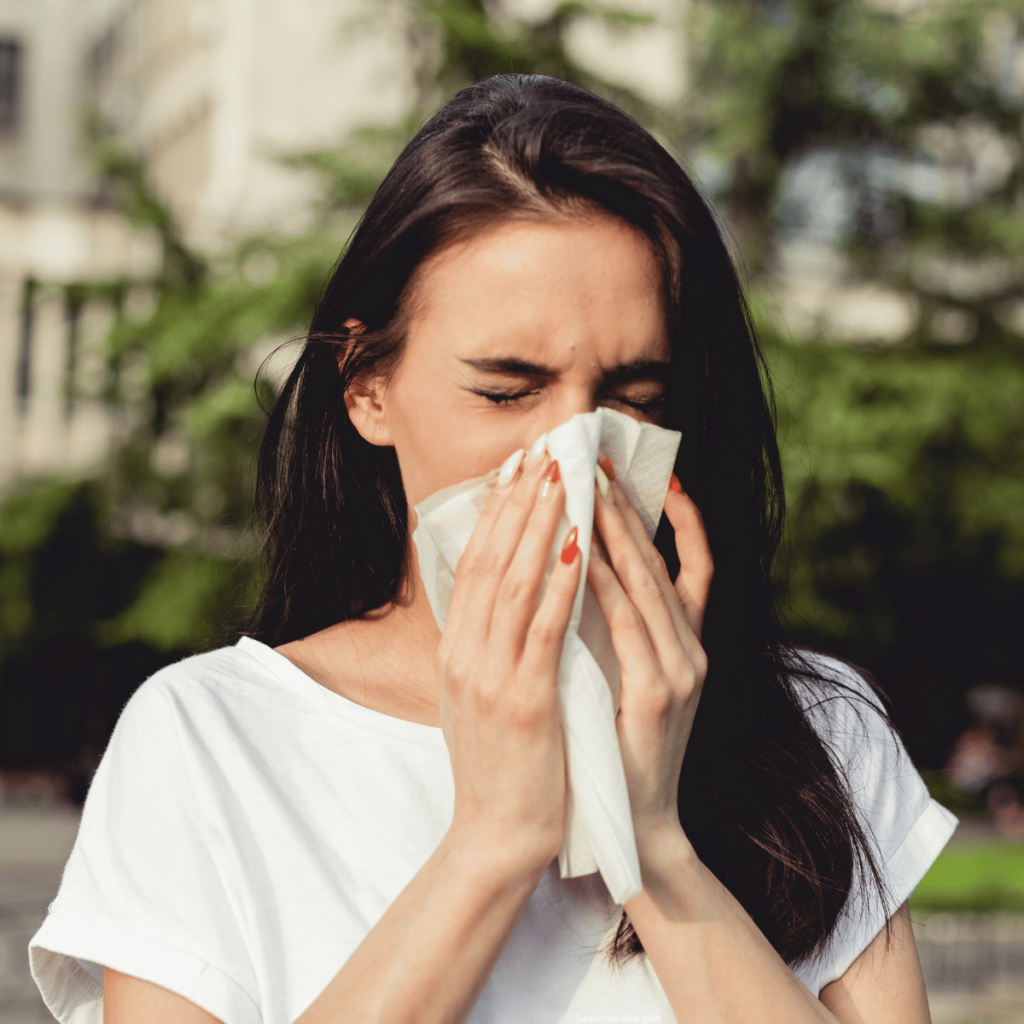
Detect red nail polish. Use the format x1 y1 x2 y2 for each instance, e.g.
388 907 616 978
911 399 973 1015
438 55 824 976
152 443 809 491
669 474 683 494
598 458 615 481
560 526 578 564
541 460 560 499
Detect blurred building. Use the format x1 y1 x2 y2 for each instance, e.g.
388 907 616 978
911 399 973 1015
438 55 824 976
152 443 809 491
0 0 683 493
0 0 157 490
81 0 421 247
0 0 423 493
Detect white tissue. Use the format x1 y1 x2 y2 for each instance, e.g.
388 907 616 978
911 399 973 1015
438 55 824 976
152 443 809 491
412 407 681 904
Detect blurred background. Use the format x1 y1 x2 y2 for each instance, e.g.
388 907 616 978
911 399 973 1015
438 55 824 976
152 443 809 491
0 0 1022 1020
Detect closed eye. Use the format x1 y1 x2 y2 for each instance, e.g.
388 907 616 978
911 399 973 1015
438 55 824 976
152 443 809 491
471 387 542 404
607 393 667 412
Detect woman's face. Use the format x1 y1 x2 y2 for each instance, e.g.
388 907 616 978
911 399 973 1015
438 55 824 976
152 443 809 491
358 214 671 507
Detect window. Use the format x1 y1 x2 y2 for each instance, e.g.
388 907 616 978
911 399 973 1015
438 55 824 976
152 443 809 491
0 37 22 136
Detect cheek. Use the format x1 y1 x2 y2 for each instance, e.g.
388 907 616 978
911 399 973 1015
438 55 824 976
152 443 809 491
388 398 528 505
385 393 492 504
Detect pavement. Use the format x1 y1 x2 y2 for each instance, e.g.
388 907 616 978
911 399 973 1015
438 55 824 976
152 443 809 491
0 807 1022 1023
916 911 1024 1024
0 806 79 1023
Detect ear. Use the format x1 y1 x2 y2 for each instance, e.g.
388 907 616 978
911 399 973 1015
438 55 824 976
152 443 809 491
338 319 394 447
344 373 394 446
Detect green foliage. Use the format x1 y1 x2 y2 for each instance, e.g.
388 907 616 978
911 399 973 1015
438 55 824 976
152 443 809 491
686 0 1024 314
769 337 1024 763
290 2 663 211
88 117 206 292
689 0 1024 768
284 121 420 209
0 2 659 780
2 0 1023 786
427 0 653 100
0 479 176 787
99 553 237 652
0 147 344 775
911 840 1024 911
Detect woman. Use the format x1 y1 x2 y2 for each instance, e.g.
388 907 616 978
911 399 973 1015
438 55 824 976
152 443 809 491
31 75 955 1023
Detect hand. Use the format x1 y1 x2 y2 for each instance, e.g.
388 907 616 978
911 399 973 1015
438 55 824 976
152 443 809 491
587 469 714 856
435 447 582 874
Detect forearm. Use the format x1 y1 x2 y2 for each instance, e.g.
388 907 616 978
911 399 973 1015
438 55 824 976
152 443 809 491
296 830 546 1024
625 829 840 1024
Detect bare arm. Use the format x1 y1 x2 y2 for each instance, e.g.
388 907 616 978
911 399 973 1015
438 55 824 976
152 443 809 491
104 841 544 1024
105 967 224 1023
104 894 930 1024
820 903 931 1023
625 832 930 1023
105 447 580 1024
588 471 931 1024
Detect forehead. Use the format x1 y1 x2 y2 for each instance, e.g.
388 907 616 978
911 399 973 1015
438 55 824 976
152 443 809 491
404 214 668 365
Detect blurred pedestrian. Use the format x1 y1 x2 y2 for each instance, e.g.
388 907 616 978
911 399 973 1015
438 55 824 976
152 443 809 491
947 684 1024 839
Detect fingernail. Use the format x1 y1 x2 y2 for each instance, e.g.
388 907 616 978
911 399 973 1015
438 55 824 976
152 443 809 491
540 459 560 498
497 449 525 488
560 525 579 564
594 463 610 498
528 433 548 463
669 473 683 494
597 457 615 481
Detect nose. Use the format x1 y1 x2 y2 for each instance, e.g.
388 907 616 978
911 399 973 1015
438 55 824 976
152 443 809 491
533 385 599 439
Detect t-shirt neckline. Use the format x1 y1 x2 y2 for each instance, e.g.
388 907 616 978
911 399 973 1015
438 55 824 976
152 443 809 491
235 636 446 745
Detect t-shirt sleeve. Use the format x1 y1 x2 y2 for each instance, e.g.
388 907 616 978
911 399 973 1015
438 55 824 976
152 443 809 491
29 673 262 1024
792 657 958 996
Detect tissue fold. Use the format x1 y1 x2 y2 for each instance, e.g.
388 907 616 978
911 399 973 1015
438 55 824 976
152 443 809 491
412 407 681 905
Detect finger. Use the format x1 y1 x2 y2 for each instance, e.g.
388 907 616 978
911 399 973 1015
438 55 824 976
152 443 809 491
450 446 554 650
443 447 525 641
519 524 583 683
598 471 687 638
663 482 714 639
489 461 569 662
593 476 689 665
585 544 658 674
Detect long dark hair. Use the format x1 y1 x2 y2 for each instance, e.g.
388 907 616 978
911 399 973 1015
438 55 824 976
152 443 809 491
251 74 889 967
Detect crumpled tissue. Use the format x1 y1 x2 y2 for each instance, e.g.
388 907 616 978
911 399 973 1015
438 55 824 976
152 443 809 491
412 407 681 905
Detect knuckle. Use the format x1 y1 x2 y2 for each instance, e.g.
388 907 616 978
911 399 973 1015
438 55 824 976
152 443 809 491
508 484 536 513
527 617 563 648
691 647 709 681
505 687 556 732
665 655 696 693
636 572 663 604
633 676 673 717
611 604 644 636
650 552 673 586
444 651 474 691
497 573 530 608
470 679 502 716
467 547 503 578
506 697 543 732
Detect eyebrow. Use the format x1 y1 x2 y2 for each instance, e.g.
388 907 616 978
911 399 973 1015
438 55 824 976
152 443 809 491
459 357 670 386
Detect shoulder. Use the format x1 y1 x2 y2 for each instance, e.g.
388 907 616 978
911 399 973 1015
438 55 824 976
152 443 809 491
783 650 892 762
784 648 957 864
115 638 294 727
783 652 959 992
98 638 304 781
783 650 927 841
72 639 312 870
785 649 883 709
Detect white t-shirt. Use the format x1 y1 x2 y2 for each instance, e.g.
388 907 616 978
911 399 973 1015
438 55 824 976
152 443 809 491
30 638 956 1024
